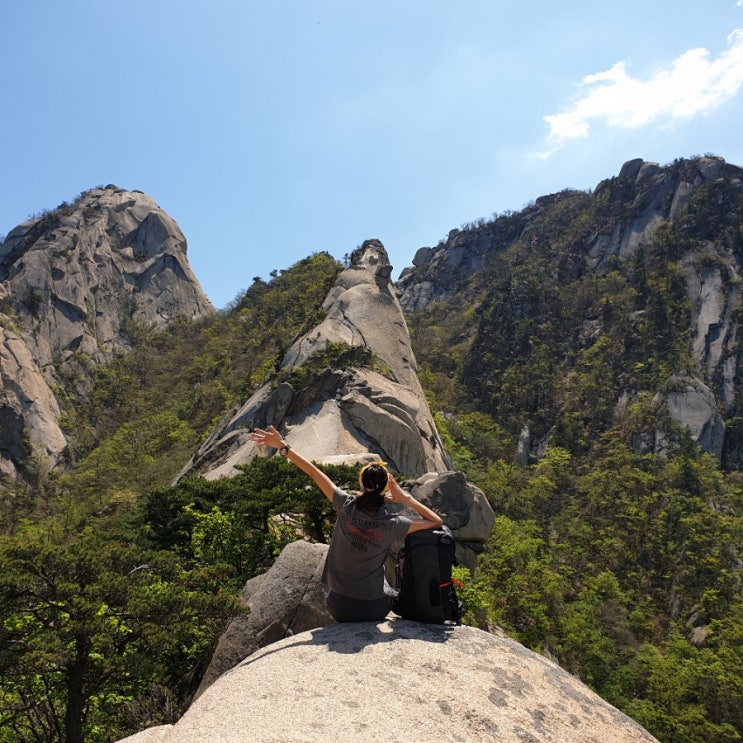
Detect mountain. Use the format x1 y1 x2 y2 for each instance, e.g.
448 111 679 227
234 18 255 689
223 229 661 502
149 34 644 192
0 185 213 480
178 239 453 480
4 157 741 484
398 155 743 467
2 156 743 742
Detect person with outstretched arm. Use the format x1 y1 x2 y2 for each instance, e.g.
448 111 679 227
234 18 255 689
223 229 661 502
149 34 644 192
250 425 443 622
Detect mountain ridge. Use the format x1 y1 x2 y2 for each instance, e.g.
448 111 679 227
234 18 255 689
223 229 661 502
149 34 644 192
3 155 742 478
397 155 743 465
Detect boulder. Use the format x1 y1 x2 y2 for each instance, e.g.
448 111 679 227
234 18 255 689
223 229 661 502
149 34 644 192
194 540 333 698
397 471 495 568
118 622 659 743
661 374 726 458
411 246 434 267
618 157 645 180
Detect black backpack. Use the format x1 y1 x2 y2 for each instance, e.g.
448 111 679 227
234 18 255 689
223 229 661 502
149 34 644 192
393 525 462 625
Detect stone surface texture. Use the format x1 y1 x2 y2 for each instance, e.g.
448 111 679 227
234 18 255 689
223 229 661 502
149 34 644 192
117 621 659 743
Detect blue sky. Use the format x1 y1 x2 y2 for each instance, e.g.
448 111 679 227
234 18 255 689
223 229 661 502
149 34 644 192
2 1 743 309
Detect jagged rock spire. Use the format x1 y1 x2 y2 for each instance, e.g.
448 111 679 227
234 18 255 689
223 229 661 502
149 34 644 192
182 239 452 479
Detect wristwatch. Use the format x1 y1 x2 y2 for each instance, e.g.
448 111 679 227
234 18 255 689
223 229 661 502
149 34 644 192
279 444 291 457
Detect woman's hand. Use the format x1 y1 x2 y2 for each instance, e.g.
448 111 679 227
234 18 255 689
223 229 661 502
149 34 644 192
250 424 337 502
250 425 285 449
385 475 411 504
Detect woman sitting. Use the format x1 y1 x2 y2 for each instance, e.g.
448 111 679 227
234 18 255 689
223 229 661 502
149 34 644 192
250 425 443 622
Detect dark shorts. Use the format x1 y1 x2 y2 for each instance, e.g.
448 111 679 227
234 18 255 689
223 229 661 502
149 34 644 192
326 591 394 623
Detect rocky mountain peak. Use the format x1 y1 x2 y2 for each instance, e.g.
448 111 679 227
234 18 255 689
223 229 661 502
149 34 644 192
1 185 213 371
179 237 454 480
396 155 743 313
0 185 214 480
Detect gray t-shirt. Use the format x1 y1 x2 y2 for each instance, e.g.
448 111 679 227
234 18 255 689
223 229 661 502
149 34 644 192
322 487 411 601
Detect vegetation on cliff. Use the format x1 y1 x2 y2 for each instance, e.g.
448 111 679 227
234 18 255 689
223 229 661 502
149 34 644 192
0 253 344 742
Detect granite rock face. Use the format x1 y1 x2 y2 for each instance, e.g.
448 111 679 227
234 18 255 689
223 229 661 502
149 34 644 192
396 156 743 463
398 156 743 315
0 185 214 479
0 319 66 478
118 621 659 743
194 540 333 699
0 186 213 370
179 239 452 480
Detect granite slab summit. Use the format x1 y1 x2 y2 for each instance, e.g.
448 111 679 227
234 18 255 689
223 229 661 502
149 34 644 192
118 622 658 743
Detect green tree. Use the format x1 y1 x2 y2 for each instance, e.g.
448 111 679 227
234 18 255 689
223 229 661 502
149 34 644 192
476 516 564 652
0 521 237 743
145 456 361 587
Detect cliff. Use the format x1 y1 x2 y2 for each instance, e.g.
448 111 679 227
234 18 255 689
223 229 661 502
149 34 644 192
0 185 213 478
397 155 743 465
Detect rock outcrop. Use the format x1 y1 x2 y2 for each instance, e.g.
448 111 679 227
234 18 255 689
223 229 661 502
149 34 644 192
177 241 498 703
656 374 726 458
195 540 333 699
195 472 497 699
179 240 452 480
0 319 66 477
118 621 659 743
0 186 214 479
0 186 213 370
396 156 743 463
398 156 743 315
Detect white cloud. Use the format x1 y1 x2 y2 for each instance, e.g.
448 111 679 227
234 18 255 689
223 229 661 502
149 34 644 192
534 28 743 158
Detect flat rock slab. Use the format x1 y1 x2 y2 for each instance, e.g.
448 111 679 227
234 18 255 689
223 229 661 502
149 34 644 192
119 621 657 743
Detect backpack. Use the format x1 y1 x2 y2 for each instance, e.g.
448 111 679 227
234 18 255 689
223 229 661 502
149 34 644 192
393 525 462 625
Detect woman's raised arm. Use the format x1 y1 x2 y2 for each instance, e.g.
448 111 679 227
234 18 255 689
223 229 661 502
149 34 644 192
250 425 336 501
386 475 443 533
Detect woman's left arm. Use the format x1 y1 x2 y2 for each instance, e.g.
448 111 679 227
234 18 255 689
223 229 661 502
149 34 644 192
386 475 443 533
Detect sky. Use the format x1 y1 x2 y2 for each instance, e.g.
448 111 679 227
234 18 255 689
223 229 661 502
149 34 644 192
2 1 743 309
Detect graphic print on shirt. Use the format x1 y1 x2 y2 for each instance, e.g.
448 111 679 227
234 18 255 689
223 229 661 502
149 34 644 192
343 512 386 553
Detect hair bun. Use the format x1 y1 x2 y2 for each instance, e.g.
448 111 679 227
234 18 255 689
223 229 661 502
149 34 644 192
359 461 390 495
